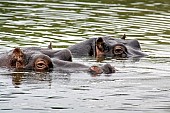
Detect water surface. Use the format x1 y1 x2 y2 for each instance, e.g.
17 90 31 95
0 0 170 113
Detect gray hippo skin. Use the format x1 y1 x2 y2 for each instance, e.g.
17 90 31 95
68 34 147 59
22 48 73 62
22 42 72 62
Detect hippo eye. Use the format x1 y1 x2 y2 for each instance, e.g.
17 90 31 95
112 44 128 58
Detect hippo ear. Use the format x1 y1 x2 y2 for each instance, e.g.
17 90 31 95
11 48 25 68
96 37 105 52
12 48 24 59
121 34 126 40
48 42 52 49
12 48 22 55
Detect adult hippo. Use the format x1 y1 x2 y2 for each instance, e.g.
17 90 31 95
68 34 146 60
0 48 115 74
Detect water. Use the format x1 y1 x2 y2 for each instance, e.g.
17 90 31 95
0 0 170 113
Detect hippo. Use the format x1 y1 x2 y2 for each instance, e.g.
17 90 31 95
68 34 146 60
0 48 115 74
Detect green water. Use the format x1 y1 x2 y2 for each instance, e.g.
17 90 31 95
0 0 170 113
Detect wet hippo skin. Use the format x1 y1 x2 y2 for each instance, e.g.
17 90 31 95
68 34 147 59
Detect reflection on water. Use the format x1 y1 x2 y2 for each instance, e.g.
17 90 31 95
0 0 170 113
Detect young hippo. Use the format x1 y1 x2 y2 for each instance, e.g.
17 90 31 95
68 34 147 60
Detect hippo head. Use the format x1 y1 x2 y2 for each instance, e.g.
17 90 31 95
95 34 145 60
95 35 128 60
10 48 26 68
33 54 53 72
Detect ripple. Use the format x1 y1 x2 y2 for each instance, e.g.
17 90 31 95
0 0 170 113
51 106 73 110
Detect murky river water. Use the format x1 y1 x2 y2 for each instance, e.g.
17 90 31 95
0 0 170 113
